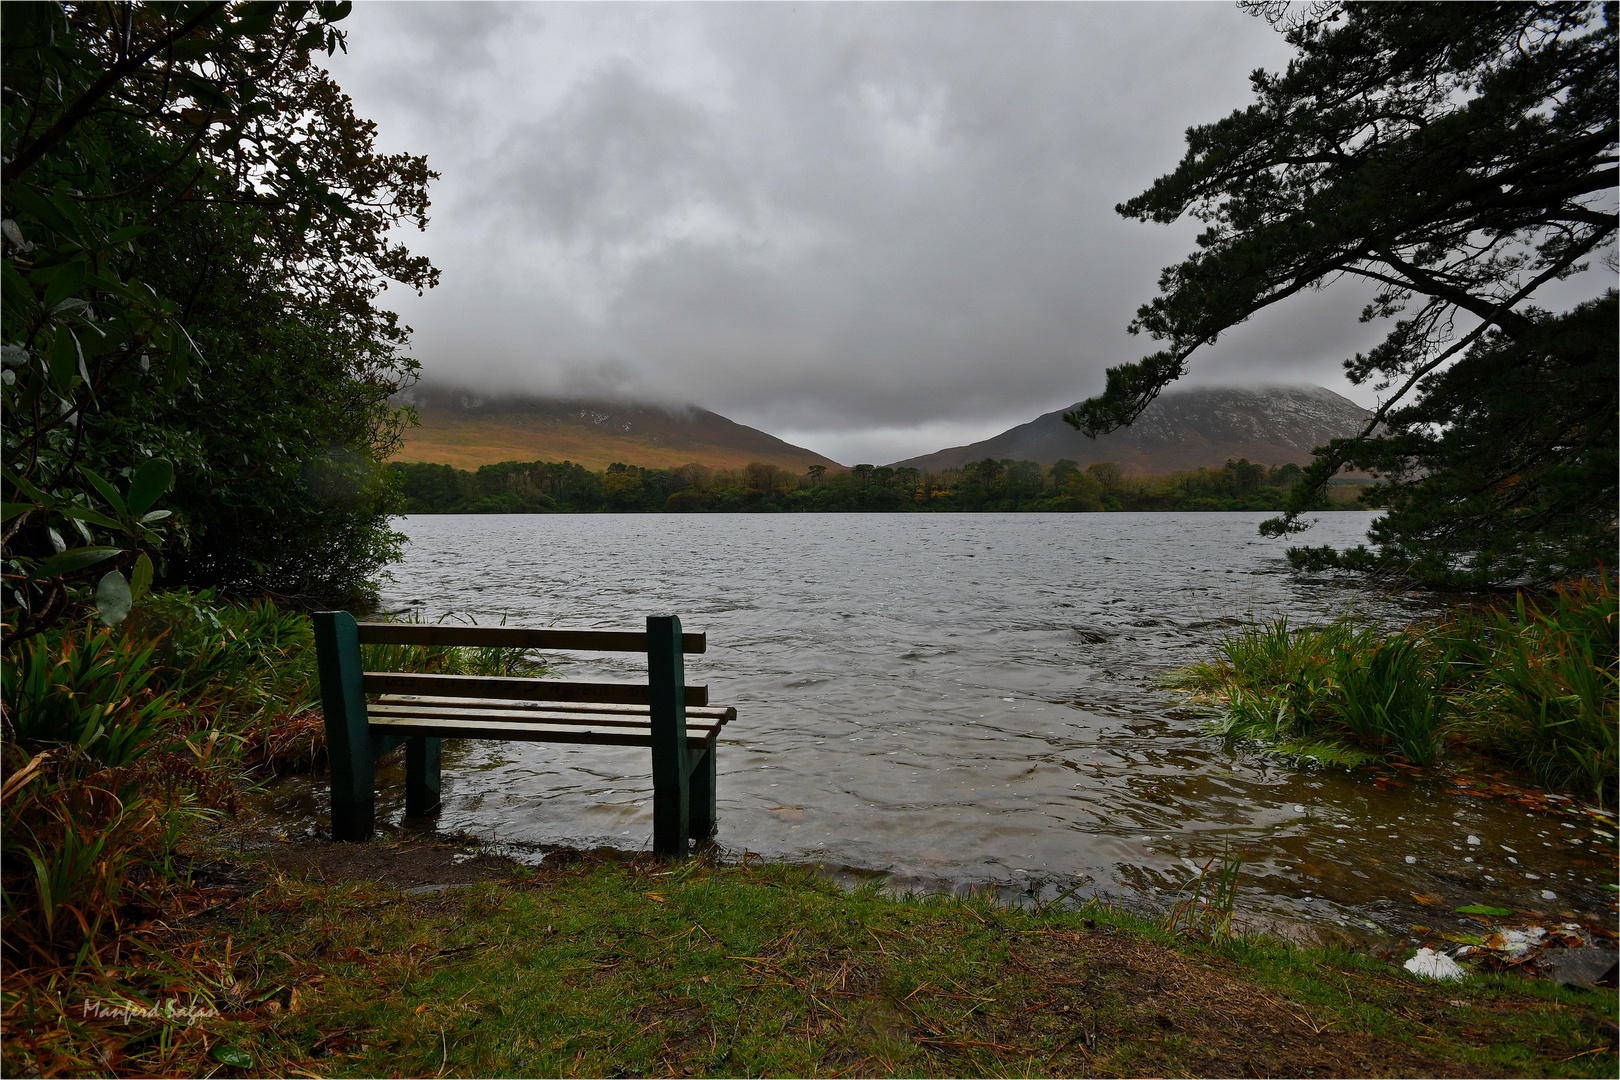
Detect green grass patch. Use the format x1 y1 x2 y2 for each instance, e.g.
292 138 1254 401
6 846 1613 1077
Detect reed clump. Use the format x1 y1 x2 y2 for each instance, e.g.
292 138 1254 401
1 591 526 1039
1184 575 1617 804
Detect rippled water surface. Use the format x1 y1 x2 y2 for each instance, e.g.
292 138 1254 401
260 513 1616 938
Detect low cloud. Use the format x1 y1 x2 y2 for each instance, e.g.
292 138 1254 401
332 2 1396 462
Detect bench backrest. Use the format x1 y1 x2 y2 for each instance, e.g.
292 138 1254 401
353 623 707 654
351 621 712 705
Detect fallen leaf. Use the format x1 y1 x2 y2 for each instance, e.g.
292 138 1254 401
1411 892 1444 907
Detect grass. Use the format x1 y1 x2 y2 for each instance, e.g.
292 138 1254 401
1181 574 1617 803
4 842 1615 1078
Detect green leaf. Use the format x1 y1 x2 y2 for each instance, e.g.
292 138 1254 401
47 330 80 393
82 272 144 304
104 224 152 246
1 260 40 317
3 470 53 504
42 260 86 310
1 501 35 521
57 506 124 530
160 326 193 392
80 467 129 517
49 185 99 244
129 553 154 604
140 509 173 523
1453 904 1514 917
232 2 278 36
29 546 121 579
3 184 75 238
127 457 174 516
95 570 132 625
212 1045 254 1068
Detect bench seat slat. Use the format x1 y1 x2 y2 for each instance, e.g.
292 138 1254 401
369 715 720 749
356 623 706 654
368 701 726 733
365 672 712 707
373 694 737 722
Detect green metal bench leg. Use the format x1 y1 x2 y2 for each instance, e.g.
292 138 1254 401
648 615 690 856
405 736 442 816
689 743 717 839
313 611 375 842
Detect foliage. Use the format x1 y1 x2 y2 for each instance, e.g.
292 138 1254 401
1 589 529 965
391 455 1347 515
1448 575 1618 803
1185 575 1618 802
1285 294 1618 585
0 623 231 962
4 622 186 767
1329 633 1449 765
2 1 437 637
1069 1 1618 588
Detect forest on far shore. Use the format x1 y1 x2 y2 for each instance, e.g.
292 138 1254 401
391 456 1374 515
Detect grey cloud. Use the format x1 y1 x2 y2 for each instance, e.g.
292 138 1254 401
329 2 1389 462
494 64 728 246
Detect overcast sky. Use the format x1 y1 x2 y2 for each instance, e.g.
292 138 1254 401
328 1 1392 464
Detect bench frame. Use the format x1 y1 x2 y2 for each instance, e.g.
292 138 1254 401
312 611 724 856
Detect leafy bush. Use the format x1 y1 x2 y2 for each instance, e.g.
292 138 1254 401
2 591 536 962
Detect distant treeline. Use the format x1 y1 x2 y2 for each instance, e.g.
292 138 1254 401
391 457 1367 514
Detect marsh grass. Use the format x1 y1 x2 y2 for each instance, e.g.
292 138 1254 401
1185 575 1616 802
1162 849 1244 941
1447 578 1618 803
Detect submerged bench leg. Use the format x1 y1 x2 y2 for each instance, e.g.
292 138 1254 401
313 611 376 842
405 736 442 816
648 615 690 856
689 744 717 840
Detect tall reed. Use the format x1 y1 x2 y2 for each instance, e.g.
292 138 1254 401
1444 576 1616 803
1184 575 1617 803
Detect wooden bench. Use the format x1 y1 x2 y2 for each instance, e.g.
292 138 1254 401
311 612 733 856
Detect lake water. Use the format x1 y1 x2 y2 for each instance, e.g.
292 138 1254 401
258 512 1615 940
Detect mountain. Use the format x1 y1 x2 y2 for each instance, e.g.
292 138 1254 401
890 385 1372 474
392 384 842 472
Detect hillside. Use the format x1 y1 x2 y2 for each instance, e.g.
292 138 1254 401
891 385 1372 474
393 385 842 472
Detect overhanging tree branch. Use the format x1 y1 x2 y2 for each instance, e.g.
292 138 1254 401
2 1 228 186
